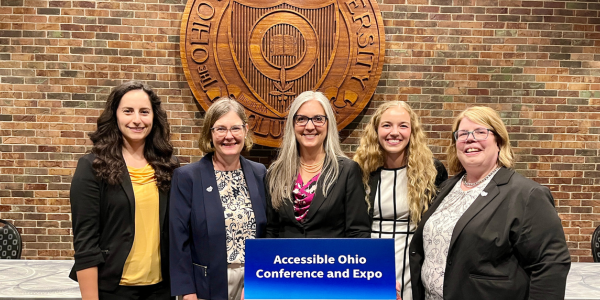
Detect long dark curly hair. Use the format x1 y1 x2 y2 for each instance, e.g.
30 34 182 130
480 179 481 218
89 81 178 191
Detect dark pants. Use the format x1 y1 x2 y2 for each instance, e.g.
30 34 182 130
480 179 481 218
99 281 173 300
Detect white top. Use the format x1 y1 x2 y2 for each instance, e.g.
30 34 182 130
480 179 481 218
421 168 500 300
371 167 414 300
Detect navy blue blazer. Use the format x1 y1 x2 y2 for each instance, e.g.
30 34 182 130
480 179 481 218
169 153 267 300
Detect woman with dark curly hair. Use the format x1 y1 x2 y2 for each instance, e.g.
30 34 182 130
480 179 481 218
69 81 179 300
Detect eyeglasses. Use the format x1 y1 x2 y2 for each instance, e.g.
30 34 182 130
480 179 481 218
210 125 245 137
294 115 327 127
454 128 493 141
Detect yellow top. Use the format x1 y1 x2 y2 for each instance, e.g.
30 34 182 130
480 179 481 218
120 164 162 285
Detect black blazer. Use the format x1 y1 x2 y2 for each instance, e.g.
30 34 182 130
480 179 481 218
69 153 174 292
367 158 448 220
169 154 267 300
266 156 370 238
409 167 571 300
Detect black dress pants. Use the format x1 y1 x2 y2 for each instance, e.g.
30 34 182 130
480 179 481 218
99 281 173 300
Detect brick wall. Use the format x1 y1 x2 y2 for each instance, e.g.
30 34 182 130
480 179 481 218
0 0 598 261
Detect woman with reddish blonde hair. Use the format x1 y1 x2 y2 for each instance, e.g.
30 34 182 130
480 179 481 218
410 106 570 300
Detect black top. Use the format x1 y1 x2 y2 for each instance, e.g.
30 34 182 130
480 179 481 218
368 158 448 300
409 167 571 300
266 156 371 238
69 153 177 292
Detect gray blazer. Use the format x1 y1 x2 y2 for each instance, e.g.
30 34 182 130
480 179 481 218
409 167 571 300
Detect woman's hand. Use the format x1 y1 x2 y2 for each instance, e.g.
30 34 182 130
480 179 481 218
396 281 402 300
183 294 198 300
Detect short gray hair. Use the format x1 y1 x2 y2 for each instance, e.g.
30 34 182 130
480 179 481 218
198 97 253 154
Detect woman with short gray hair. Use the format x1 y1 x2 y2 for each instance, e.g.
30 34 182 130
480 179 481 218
170 97 267 300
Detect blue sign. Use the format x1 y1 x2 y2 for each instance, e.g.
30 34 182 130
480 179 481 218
245 238 395 300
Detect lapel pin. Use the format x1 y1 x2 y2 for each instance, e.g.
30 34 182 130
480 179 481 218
207 186 213 192
481 191 488 196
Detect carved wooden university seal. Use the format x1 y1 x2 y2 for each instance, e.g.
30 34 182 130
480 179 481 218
181 0 385 147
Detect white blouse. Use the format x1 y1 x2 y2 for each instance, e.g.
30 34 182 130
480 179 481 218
371 167 414 300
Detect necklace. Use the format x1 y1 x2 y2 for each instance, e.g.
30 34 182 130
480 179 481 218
300 157 324 173
462 167 500 187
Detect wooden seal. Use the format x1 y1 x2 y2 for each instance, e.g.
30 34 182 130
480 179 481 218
181 0 385 147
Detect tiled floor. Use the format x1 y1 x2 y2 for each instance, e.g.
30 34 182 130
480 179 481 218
0 260 597 299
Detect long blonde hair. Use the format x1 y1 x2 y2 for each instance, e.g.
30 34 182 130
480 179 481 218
266 91 347 210
447 106 514 173
353 101 438 225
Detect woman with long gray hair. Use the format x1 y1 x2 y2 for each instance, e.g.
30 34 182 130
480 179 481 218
265 91 370 238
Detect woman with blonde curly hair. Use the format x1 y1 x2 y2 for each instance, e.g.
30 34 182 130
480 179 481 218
354 101 447 300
